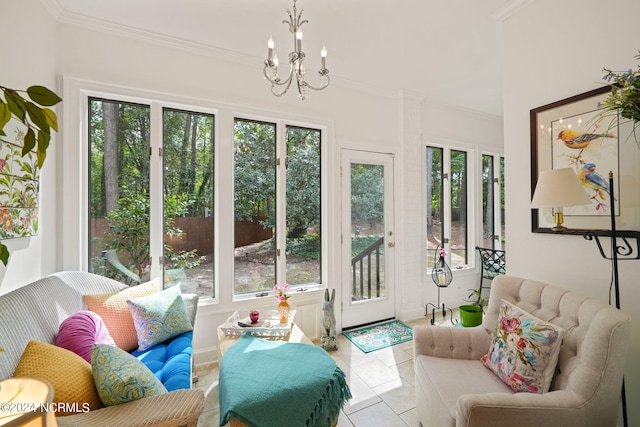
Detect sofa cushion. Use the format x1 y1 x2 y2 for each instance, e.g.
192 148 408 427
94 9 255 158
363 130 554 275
91 343 167 407
13 340 103 416
83 278 159 351
127 285 193 351
415 354 512 427
131 331 193 391
56 310 116 363
481 299 564 393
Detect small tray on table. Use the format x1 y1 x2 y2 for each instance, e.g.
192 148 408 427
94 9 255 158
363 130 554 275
220 309 296 337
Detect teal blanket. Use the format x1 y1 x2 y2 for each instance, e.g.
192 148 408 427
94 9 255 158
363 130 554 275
219 334 351 427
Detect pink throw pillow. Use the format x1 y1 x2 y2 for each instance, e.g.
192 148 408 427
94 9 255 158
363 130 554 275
56 310 116 362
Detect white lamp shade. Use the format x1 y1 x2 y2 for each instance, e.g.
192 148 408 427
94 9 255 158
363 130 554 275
531 168 591 208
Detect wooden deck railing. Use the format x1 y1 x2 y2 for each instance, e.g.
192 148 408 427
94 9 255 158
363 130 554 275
351 236 384 300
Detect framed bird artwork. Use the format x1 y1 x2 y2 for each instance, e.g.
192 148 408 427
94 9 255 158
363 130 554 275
530 86 640 235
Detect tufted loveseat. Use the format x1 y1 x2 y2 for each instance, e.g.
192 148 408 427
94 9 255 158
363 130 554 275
0 271 204 427
414 275 631 427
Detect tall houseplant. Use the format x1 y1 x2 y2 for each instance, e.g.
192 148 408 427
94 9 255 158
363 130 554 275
0 85 62 265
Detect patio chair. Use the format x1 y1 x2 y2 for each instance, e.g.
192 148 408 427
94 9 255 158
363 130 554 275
101 249 142 284
475 246 505 301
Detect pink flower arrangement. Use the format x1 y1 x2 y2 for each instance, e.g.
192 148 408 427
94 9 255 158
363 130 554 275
274 283 290 302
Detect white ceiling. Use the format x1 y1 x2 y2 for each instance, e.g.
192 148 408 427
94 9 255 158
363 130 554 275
44 0 528 117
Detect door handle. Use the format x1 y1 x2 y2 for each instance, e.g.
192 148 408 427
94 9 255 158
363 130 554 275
388 242 395 248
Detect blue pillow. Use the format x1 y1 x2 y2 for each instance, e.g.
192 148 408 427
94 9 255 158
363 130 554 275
91 343 167 406
127 285 193 351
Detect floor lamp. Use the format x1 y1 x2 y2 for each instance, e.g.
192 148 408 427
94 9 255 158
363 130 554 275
532 168 633 427
583 172 639 427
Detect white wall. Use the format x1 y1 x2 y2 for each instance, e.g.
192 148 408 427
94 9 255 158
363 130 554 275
0 0 58 292
504 0 640 425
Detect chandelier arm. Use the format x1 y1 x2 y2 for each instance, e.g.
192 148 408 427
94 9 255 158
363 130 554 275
263 63 295 87
303 75 330 91
272 76 294 97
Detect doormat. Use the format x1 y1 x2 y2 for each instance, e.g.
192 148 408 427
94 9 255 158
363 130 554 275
343 320 413 353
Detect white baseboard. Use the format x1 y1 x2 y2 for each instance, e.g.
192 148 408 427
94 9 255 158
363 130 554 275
194 346 218 366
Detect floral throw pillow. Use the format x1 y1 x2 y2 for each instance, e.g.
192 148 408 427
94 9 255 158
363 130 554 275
481 299 564 393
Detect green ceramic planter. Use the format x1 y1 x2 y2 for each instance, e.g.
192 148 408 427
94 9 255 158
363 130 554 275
459 305 483 327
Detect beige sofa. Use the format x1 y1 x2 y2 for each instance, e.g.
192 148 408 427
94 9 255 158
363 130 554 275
0 271 204 427
414 275 630 427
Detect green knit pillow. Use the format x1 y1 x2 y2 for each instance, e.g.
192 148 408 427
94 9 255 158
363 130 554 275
91 344 167 406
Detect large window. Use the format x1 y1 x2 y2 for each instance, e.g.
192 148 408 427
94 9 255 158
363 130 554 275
233 119 322 296
88 98 215 297
425 145 471 271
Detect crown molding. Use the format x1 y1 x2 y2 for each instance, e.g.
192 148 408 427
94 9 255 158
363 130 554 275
490 0 536 21
55 8 256 68
38 0 64 20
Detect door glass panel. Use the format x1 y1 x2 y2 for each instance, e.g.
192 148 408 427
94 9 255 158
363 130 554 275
450 150 468 267
162 108 215 297
285 126 321 285
426 147 444 269
233 119 276 295
89 98 151 286
482 154 494 249
350 163 385 301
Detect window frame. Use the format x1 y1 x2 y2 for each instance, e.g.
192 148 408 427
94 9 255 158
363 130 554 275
423 142 476 278
63 77 331 308
231 113 328 300
480 151 505 250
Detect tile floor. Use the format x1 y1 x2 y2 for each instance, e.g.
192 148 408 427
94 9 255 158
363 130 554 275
196 310 458 427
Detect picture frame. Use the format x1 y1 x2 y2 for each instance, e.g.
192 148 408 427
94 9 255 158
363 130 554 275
0 121 40 240
530 86 640 235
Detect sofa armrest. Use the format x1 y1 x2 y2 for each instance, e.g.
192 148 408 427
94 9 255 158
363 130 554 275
457 390 585 427
57 389 204 427
182 294 199 327
413 325 492 360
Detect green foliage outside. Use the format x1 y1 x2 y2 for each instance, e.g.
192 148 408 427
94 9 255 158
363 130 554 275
351 235 385 257
351 164 384 228
234 120 323 261
98 187 205 285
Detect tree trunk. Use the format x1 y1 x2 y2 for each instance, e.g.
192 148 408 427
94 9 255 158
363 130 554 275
179 115 191 194
103 101 119 213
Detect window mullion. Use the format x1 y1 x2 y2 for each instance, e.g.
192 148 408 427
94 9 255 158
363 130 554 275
494 156 503 250
149 102 164 280
442 148 452 264
275 122 288 285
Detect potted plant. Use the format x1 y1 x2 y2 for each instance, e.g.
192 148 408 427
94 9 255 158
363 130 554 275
459 288 488 327
600 51 640 145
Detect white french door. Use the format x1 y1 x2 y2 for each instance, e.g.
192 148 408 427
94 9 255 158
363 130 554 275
341 150 395 329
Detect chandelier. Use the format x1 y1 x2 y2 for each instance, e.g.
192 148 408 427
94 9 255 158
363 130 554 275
263 0 329 100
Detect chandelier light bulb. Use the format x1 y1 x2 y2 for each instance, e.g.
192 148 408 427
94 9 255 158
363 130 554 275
296 31 303 51
268 36 274 61
273 53 279 67
321 45 327 69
